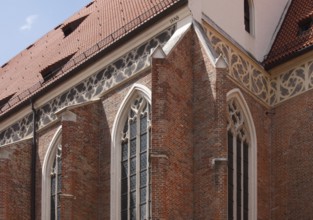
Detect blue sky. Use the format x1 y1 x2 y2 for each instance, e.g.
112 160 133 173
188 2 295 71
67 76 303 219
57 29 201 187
0 0 91 66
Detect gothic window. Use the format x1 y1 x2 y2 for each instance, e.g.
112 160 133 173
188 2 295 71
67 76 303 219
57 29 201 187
227 98 250 220
120 95 150 220
41 127 62 220
50 143 62 220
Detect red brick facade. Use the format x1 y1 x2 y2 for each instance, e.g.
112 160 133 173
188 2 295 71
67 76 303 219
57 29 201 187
1 22 313 220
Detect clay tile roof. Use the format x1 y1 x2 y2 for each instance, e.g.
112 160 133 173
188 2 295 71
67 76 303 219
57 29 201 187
0 0 184 115
263 0 313 69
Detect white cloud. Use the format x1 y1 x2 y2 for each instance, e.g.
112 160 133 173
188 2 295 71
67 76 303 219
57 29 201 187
20 15 38 31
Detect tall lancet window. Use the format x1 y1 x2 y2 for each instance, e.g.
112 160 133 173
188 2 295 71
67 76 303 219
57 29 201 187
227 98 250 220
120 95 150 220
42 127 63 220
50 143 62 220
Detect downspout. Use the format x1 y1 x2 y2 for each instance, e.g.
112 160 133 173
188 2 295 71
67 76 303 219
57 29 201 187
30 99 37 220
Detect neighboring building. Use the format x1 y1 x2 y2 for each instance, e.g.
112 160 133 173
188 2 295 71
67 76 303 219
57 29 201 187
1 0 313 219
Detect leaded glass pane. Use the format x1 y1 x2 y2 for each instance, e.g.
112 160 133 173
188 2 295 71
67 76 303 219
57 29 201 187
130 158 136 175
130 139 136 157
121 179 128 194
57 176 62 193
57 157 62 174
121 194 128 210
140 171 147 187
122 161 128 178
51 195 56 219
140 152 147 170
130 191 136 208
140 187 146 203
130 120 137 139
57 207 61 220
130 175 136 191
140 134 147 153
51 177 56 196
130 208 136 220
122 142 128 161
121 211 127 220
140 204 146 220
140 115 147 134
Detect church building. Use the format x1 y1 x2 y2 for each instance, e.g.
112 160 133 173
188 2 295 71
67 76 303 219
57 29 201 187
1 0 313 219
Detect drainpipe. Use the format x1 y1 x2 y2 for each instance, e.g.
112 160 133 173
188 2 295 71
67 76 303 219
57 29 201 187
31 99 37 220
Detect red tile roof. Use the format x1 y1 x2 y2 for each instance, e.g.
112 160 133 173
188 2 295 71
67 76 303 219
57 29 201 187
0 0 184 115
263 0 313 69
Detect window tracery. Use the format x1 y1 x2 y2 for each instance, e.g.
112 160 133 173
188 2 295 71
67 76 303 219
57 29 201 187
120 95 150 220
227 98 250 220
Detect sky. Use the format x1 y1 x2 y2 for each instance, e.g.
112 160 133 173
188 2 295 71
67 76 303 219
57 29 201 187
0 0 91 66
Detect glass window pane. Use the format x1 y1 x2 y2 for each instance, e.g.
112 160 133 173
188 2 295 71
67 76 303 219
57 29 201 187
130 158 136 175
57 157 62 174
122 142 128 161
140 204 146 220
130 175 136 191
130 208 136 220
51 176 56 196
130 139 136 157
121 194 128 211
51 195 55 220
121 178 128 194
140 170 147 187
140 134 147 153
121 210 127 220
140 187 146 204
130 191 136 208
130 120 137 139
140 152 147 170
140 115 147 134
57 207 61 220
122 161 128 178
57 175 62 193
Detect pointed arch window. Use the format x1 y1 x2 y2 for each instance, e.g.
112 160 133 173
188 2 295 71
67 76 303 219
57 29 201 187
227 95 255 220
121 95 150 220
50 143 62 220
41 127 62 220
111 84 152 220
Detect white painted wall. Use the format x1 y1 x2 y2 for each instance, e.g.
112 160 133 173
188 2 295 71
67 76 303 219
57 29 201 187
189 0 291 61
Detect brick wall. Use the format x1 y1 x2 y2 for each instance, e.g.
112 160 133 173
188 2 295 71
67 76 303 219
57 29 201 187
192 27 229 219
271 90 313 219
0 139 32 220
151 29 194 219
60 101 104 219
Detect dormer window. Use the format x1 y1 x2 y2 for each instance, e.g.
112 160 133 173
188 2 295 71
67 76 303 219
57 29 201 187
244 0 253 34
298 17 312 35
40 54 75 81
0 93 15 110
62 15 88 37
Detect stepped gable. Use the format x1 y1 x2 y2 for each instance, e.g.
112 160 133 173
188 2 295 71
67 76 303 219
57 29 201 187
0 0 182 114
263 0 313 69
